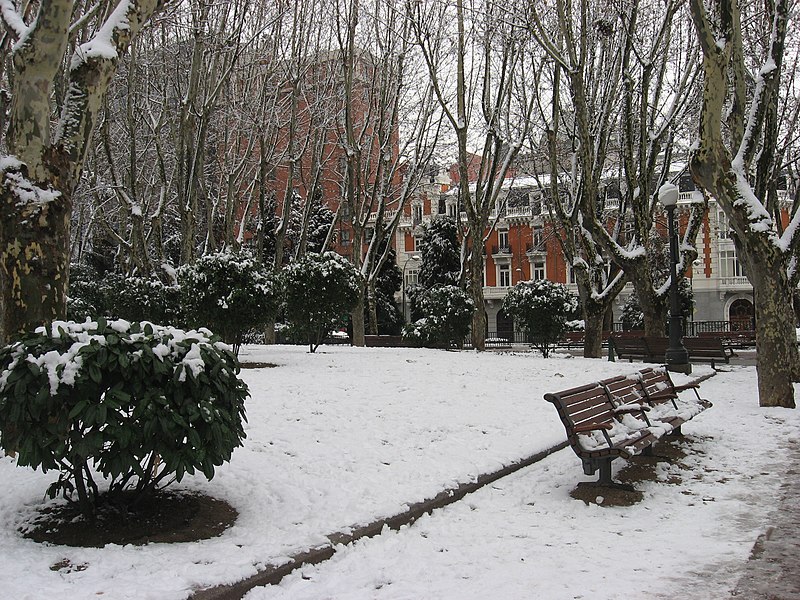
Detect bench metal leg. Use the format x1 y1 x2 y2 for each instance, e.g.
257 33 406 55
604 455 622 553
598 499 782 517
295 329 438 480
671 425 683 436
577 458 636 492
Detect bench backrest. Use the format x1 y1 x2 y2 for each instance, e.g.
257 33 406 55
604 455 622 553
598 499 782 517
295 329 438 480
683 336 724 352
610 335 647 352
637 366 673 399
643 336 668 356
544 382 617 433
601 374 647 407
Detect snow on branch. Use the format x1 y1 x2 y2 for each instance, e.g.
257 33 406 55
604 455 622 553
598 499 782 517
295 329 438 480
54 0 162 175
731 169 776 236
0 0 29 40
1 156 62 208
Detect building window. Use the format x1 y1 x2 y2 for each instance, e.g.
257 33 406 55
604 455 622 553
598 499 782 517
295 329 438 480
404 269 419 288
531 194 542 216
532 261 545 281
412 204 423 225
532 226 543 249
499 264 511 287
340 229 351 246
438 195 447 214
448 203 457 217
498 230 509 251
719 249 744 278
717 210 733 239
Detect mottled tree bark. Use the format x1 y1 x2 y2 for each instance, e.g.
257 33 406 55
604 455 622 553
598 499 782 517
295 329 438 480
689 0 798 407
0 0 164 344
0 163 71 341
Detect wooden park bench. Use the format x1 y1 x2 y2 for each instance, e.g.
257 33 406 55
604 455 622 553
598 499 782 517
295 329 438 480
698 330 756 349
682 336 735 368
559 331 585 348
608 334 647 361
608 334 661 362
544 367 711 488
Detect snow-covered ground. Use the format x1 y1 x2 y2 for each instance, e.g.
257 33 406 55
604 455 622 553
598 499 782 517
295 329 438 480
0 345 797 599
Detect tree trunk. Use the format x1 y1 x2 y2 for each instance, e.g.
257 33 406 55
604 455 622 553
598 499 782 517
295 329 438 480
367 281 379 335
631 262 668 337
582 300 605 359
263 315 276 345
351 288 366 347
750 269 798 408
0 165 71 344
469 240 486 351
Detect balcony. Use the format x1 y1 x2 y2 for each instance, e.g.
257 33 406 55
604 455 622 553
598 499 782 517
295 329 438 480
367 209 397 223
491 244 512 255
678 191 704 204
505 205 534 218
719 276 751 289
483 286 513 300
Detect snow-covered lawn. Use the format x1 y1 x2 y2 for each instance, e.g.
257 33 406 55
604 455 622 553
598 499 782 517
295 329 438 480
0 345 797 599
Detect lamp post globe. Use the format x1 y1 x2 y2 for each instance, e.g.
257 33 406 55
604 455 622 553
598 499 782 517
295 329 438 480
659 183 691 374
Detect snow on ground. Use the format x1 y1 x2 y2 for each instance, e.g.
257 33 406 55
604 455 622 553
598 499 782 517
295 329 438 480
0 345 796 599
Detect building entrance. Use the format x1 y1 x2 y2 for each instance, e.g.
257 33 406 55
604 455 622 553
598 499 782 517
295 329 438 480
729 298 754 331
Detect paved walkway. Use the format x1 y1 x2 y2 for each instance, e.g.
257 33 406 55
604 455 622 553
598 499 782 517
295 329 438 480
731 435 800 599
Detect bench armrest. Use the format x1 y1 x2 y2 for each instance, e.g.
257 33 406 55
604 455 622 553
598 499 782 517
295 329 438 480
672 383 699 392
647 391 677 401
573 422 613 434
613 405 650 414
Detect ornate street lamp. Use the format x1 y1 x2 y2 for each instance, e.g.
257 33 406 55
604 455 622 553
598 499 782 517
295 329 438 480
402 254 421 322
659 183 691 374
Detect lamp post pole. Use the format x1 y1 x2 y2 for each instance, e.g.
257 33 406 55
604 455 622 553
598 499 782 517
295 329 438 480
402 254 420 322
659 183 691 374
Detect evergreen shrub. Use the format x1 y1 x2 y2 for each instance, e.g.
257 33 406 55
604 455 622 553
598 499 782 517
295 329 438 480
404 285 473 349
178 251 280 353
282 252 362 352
0 319 248 518
502 280 578 357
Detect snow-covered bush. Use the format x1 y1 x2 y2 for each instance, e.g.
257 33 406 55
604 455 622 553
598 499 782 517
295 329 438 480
282 252 362 352
0 319 248 518
502 280 578 357
179 251 280 353
404 285 474 349
113 275 183 325
621 293 645 331
67 265 182 326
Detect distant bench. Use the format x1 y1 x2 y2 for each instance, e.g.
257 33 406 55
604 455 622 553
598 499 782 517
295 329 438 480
698 330 756 349
558 331 613 348
544 367 711 488
682 336 736 367
609 334 735 368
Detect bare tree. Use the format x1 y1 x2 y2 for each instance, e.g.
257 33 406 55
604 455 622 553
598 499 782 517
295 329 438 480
527 4 629 357
0 0 164 343
330 0 439 344
410 0 536 351
689 0 800 408
530 0 705 347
